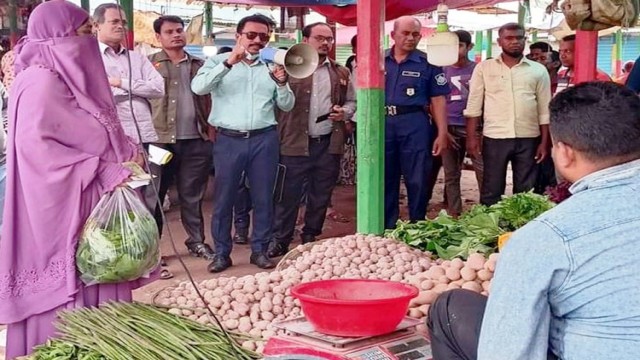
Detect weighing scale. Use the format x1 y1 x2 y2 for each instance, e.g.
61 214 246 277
262 317 433 360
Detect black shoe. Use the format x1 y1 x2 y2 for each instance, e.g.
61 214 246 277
207 256 232 273
267 242 289 258
233 233 249 245
187 243 216 261
250 253 275 269
301 234 316 244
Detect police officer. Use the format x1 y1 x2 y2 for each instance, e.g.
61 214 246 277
384 16 450 229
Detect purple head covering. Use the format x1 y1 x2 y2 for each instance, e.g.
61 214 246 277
14 0 122 126
0 0 139 329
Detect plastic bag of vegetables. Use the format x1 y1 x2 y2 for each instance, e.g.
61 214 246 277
76 187 160 285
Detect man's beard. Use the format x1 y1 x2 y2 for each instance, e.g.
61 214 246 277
503 49 523 58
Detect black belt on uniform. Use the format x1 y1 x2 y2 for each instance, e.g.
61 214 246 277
218 125 276 138
385 105 425 116
308 134 332 142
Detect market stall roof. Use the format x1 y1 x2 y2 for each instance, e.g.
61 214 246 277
203 0 507 25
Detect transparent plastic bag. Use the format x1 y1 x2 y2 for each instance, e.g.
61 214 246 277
76 187 160 285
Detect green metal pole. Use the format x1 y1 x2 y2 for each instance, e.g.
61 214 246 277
518 1 527 26
205 2 213 38
485 29 493 59
474 30 483 62
532 30 538 42
120 0 134 49
357 0 385 234
615 29 623 77
296 29 302 43
383 34 390 49
81 0 91 12
8 0 17 47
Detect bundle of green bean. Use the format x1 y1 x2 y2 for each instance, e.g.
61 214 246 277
37 301 260 360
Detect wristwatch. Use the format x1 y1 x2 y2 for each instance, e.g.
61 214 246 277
223 60 233 69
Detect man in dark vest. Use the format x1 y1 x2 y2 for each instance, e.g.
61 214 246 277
148 16 214 274
268 22 356 258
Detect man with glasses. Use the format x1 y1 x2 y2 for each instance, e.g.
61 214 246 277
464 23 551 206
93 4 164 145
192 14 294 273
267 22 355 258
384 16 450 229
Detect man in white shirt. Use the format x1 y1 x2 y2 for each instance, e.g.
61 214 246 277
93 3 164 145
464 22 551 205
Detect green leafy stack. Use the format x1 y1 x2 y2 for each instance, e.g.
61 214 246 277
386 192 555 260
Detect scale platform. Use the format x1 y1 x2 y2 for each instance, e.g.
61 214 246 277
263 316 433 360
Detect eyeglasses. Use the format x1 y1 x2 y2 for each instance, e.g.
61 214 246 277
312 35 335 44
241 32 270 42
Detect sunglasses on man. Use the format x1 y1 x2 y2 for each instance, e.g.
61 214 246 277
240 32 271 42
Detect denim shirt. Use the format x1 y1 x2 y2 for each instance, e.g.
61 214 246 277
478 160 640 360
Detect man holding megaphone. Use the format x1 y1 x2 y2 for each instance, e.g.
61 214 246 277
191 14 295 273
268 22 356 258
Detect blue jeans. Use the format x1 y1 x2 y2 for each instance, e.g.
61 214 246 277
211 129 279 257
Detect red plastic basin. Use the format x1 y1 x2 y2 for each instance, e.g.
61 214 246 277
291 279 419 337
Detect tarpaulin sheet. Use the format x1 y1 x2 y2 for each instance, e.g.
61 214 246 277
209 0 504 25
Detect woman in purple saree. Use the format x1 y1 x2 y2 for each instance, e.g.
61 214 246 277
0 1 153 357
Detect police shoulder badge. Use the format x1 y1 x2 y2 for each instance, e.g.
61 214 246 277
435 73 447 86
406 87 415 96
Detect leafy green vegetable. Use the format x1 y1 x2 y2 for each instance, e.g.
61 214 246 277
76 189 160 285
386 192 554 260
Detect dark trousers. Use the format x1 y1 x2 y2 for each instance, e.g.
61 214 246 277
534 155 557 194
385 115 432 229
481 137 539 206
233 178 252 236
211 129 279 257
428 289 559 360
427 290 488 360
441 126 484 215
144 139 212 246
273 136 341 246
426 154 442 205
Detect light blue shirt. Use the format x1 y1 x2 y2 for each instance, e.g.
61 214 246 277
478 159 640 360
191 53 295 131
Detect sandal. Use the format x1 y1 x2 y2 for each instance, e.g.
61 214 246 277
160 268 174 280
326 209 350 223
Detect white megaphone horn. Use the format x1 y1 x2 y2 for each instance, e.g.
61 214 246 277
259 43 319 79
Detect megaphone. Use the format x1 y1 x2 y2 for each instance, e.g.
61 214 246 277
259 43 319 79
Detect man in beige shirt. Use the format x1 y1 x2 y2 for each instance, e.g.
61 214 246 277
464 23 551 205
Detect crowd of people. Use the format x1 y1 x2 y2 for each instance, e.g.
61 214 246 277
0 0 639 358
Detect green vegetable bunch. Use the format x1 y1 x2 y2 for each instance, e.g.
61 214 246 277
76 188 160 285
33 339 105 360
386 191 555 260
34 302 260 360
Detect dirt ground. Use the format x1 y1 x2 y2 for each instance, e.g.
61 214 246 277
0 168 487 359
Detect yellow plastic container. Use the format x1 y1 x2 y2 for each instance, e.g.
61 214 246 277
498 232 513 251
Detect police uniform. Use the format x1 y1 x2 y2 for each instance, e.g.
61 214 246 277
384 49 450 229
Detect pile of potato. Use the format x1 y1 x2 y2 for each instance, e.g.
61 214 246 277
153 234 500 352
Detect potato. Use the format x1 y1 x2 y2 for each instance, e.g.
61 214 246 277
461 281 482 293
466 253 486 271
408 308 423 319
445 267 461 281
460 266 477 281
477 269 493 281
414 290 438 305
420 280 434 290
